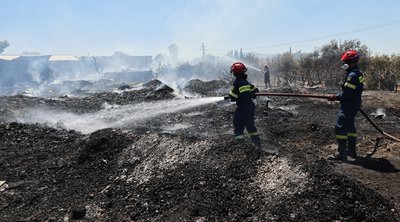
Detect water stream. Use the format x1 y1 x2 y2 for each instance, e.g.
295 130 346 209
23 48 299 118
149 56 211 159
13 97 224 134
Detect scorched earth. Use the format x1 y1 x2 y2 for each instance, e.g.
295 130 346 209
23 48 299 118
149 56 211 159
0 79 399 221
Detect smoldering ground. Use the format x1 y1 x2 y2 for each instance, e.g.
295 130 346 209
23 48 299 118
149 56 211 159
1 78 399 221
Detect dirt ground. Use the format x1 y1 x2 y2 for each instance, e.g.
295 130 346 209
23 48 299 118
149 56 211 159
0 80 399 221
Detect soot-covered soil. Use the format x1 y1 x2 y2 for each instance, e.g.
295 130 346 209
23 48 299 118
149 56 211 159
0 79 399 221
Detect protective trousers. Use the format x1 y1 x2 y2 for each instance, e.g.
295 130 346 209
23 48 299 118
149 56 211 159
233 104 260 146
335 108 357 158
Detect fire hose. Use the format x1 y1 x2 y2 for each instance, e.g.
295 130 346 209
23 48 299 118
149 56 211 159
357 109 400 142
225 92 400 142
255 92 332 99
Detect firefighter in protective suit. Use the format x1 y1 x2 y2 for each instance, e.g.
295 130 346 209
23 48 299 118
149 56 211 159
328 50 364 161
228 62 262 147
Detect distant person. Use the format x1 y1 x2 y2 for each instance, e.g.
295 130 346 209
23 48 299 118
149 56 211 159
226 62 261 147
263 64 271 90
328 50 364 162
389 75 397 92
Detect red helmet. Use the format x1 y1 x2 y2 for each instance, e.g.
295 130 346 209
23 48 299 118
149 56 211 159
230 62 247 75
341 50 360 62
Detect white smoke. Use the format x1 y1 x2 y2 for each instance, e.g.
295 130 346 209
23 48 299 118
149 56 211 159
12 97 224 134
27 59 47 83
372 108 387 118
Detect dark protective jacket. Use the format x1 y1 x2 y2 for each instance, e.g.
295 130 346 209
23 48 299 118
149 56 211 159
228 74 259 106
336 66 364 112
228 74 259 138
334 66 364 143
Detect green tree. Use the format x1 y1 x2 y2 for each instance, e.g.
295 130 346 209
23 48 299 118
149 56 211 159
263 39 372 88
390 54 400 81
298 53 319 86
365 55 391 89
275 52 297 86
243 52 259 67
318 40 342 87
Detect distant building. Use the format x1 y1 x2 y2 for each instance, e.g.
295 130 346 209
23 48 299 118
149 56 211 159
87 52 153 83
0 52 154 87
0 55 52 86
23 52 40 55
49 55 80 61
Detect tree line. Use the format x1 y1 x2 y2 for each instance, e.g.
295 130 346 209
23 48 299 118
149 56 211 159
2 39 399 91
244 39 399 90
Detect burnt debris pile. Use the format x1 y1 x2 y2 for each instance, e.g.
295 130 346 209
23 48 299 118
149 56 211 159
183 79 230 97
0 79 175 116
0 80 399 221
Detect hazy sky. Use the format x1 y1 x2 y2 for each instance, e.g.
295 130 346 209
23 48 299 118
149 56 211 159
2 0 400 59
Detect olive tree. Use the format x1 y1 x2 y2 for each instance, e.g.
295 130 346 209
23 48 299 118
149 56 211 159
390 54 400 81
366 55 391 89
274 52 297 86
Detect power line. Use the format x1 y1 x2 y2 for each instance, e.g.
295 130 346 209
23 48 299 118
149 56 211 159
249 19 400 50
171 19 400 58
210 18 400 52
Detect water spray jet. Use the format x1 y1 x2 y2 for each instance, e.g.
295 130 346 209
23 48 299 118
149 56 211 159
13 97 224 134
221 56 261 72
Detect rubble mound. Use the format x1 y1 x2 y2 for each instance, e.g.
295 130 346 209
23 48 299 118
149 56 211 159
77 128 136 163
143 79 166 89
0 79 176 115
183 79 230 96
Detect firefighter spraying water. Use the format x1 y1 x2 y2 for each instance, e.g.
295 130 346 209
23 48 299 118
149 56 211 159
226 62 262 148
225 90 400 152
224 51 399 157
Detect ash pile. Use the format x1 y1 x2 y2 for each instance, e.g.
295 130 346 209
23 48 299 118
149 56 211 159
183 79 230 97
0 79 399 221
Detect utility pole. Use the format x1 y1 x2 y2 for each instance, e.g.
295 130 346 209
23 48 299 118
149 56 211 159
201 42 207 57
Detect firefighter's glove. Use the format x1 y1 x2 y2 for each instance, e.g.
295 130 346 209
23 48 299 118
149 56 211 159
327 94 337 101
250 87 259 99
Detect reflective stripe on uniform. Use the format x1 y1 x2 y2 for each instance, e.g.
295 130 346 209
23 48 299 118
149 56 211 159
348 133 357 137
249 132 259 136
235 135 245 140
358 76 364 83
229 91 238 98
336 135 348 140
239 85 251 93
344 82 356 89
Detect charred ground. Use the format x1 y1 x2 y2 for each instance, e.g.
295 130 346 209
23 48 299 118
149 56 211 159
0 79 399 221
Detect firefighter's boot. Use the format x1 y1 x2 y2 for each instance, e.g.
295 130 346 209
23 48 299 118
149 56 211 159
347 141 357 159
235 135 246 144
251 135 262 148
328 141 347 162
